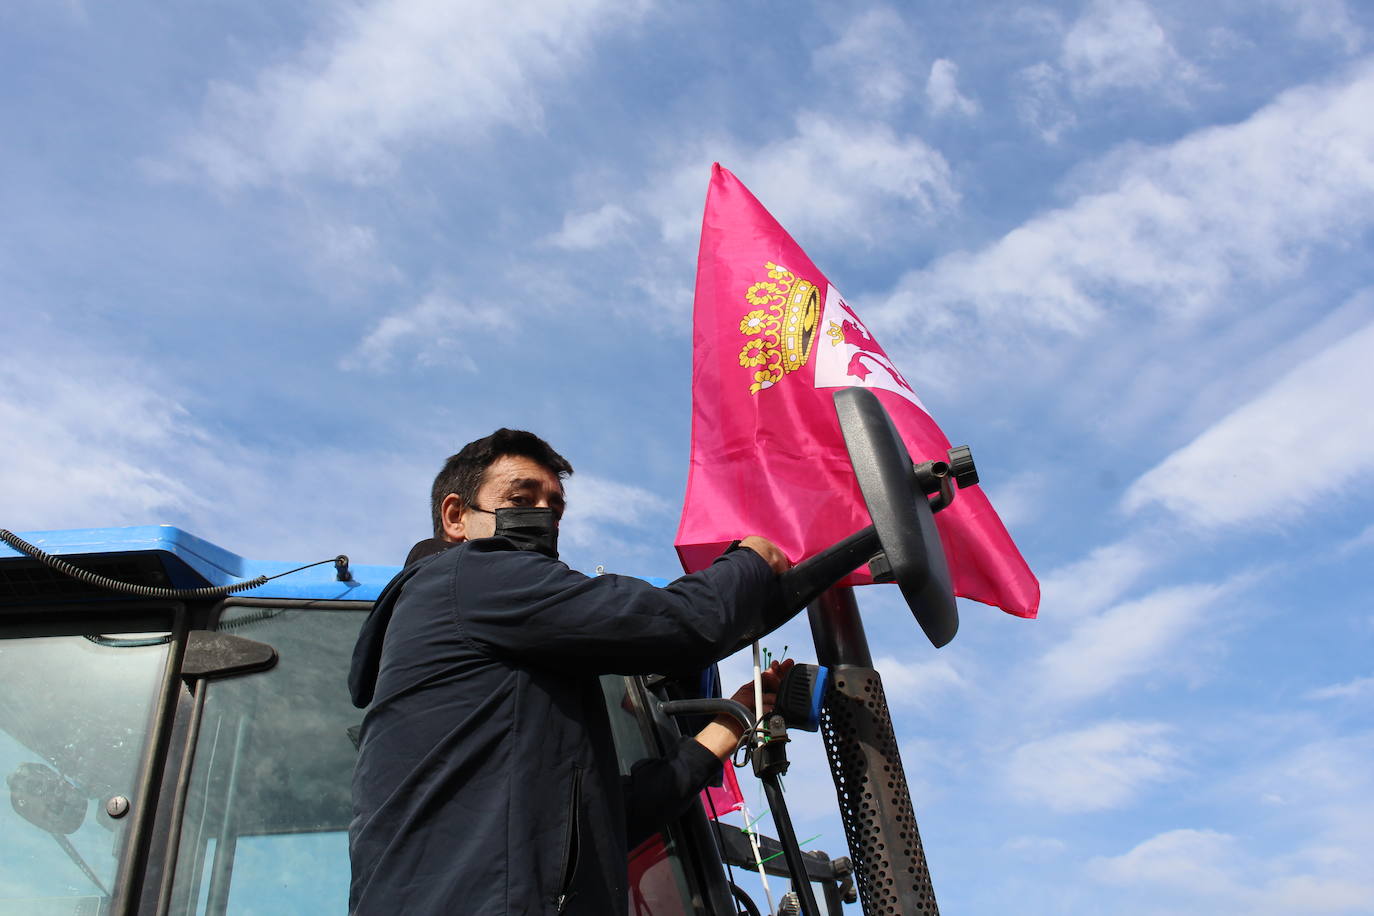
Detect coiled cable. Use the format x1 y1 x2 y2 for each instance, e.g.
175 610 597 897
1 528 346 600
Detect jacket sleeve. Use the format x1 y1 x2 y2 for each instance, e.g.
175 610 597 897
449 541 784 675
622 737 722 847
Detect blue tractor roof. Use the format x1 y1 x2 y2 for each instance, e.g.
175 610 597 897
0 526 401 602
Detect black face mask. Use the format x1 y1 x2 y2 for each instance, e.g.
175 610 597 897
492 507 560 559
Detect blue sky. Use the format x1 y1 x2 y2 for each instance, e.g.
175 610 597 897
3 0 1374 912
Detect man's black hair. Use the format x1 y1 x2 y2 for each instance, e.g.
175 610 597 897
430 429 573 536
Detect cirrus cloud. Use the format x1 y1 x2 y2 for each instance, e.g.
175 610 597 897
168 0 651 188
1006 720 1180 812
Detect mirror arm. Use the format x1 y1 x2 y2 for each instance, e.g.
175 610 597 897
779 525 881 612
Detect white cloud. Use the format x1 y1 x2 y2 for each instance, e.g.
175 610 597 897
1061 0 1194 96
647 116 957 248
1244 733 1374 817
1035 580 1234 702
557 473 674 567
1123 317 1374 528
298 216 403 297
925 59 979 116
0 331 431 565
1037 538 1157 620
1337 521 1374 556
1306 675 1374 701
1006 720 1179 812
560 474 668 536
881 61 1374 360
0 328 675 569
1002 834 1066 861
312 220 385 270
0 358 212 530
974 468 1046 532
341 291 514 372
542 116 949 331
1090 829 1242 896
545 203 636 250
1013 62 1076 143
1090 827 1374 913
1012 0 1191 142
212 444 432 564
1270 0 1365 55
813 8 921 114
1140 733 1374 914
1267 875 1374 913
896 735 966 804
872 655 967 710
169 0 649 187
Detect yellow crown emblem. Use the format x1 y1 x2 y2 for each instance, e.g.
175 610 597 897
737 262 820 394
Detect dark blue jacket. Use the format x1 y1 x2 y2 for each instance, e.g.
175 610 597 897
348 538 780 915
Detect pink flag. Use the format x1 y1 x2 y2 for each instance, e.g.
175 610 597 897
701 764 745 818
675 165 1039 618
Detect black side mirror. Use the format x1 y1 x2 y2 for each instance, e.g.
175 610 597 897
777 387 960 647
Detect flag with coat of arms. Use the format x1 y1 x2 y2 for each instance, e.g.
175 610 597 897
675 164 1039 619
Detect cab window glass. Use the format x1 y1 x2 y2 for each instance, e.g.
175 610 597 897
168 606 364 915
0 630 169 913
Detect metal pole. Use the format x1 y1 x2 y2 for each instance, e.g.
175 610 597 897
807 586 872 668
760 775 821 916
807 586 939 915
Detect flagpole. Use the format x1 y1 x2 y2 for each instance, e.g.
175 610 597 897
808 586 940 915
748 639 776 913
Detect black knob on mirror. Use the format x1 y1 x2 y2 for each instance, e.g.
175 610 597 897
947 445 978 489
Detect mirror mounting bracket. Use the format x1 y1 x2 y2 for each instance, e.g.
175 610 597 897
181 630 277 681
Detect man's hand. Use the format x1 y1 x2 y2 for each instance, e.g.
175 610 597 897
727 658 794 716
694 660 796 762
738 536 791 575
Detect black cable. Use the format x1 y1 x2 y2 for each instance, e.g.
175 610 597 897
732 735 754 769
216 608 287 632
728 882 764 916
731 714 771 769
0 528 344 600
706 786 744 913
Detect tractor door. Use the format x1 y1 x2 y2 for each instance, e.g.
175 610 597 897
164 600 367 914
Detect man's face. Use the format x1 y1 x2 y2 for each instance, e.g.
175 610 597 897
440 454 566 542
